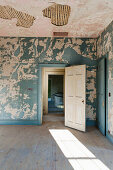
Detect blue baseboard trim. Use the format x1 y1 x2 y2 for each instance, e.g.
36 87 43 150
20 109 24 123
0 119 96 126
86 120 96 126
0 120 41 125
106 132 113 144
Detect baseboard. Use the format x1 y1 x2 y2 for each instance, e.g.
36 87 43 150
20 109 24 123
0 120 41 125
106 132 113 144
86 120 96 126
0 119 96 126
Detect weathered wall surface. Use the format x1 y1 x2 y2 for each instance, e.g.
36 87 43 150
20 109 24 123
0 37 97 122
97 21 113 136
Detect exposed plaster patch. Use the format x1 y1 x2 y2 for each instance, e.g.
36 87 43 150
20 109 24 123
72 39 83 45
87 70 96 78
17 64 37 80
46 49 53 57
86 104 96 120
43 3 71 26
88 91 96 103
56 51 65 62
1 62 15 77
23 104 37 120
23 94 30 100
87 79 95 90
108 51 113 60
45 57 53 62
4 104 21 119
0 5 35 28
53 39 64 50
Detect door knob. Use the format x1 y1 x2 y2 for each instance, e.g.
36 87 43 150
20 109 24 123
82 100 84 104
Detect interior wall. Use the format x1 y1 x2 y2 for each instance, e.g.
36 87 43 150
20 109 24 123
97 21 113 139
0 37 97 124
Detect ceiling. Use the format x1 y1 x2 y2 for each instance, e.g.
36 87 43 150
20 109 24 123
0 0 113 38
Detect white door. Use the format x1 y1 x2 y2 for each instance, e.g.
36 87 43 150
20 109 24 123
65 65 86 132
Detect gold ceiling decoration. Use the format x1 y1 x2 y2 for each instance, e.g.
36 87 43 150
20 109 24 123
43 3 71 26
0 5 35 28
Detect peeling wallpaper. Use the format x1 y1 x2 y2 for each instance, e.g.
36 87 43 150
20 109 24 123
97 21 113 136
0 37 97 122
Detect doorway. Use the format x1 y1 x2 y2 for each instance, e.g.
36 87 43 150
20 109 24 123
42 65 86 132
48 75 64 114
42 67 65 115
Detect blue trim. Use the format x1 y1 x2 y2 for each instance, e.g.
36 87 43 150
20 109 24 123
106 132 113 144
38 63 68 68
0 120 97 126
0 120 40 125
37 64 42 124
105 54 109 138
96 58 106 135
96 53 113 144
97 54 109 136
86 120 96 126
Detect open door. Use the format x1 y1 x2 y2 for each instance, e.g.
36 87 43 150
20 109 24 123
97 58 106 136
65 65 86 132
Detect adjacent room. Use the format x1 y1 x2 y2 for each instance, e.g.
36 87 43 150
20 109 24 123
0 0 113 169
48 75 64 113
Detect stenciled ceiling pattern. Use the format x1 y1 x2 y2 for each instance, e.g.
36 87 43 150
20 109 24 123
0 0 113 37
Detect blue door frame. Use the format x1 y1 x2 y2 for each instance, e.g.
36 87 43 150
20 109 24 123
97 54 113 144
97 58 106 136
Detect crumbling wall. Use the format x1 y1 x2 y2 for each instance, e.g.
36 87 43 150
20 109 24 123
0 37 97 121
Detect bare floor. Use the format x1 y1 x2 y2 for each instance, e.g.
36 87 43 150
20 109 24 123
0 114 113 170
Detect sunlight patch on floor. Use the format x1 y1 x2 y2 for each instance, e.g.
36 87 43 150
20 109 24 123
49 129 109 170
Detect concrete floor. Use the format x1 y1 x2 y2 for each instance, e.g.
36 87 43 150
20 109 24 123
0 114 113 170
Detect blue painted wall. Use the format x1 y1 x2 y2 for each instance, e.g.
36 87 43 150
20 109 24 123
97 21 113 142
0 37 97 124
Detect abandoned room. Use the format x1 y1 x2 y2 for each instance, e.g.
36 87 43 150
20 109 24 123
0 0 113 169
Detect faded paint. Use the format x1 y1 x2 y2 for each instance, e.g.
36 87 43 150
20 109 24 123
97 21 113 136
0 37 97 122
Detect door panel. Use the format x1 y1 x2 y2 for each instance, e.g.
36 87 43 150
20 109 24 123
75 98 85 125
65 65 86 132
75 75 84 97
97 59 106 136
67 98 75 122
67 76 75 97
